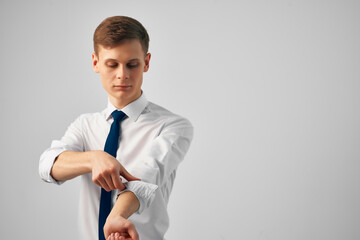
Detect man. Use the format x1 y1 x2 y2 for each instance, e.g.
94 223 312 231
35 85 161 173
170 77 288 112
39 16 193 240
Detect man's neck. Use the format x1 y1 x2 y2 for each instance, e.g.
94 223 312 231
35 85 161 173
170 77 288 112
109 92 142 110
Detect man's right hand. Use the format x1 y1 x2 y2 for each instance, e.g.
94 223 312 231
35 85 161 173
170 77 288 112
90 151 140 191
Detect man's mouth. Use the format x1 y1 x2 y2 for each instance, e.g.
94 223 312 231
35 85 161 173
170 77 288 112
114 85 131 89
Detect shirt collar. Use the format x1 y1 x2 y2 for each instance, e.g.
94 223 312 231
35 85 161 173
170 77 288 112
105 93 148 122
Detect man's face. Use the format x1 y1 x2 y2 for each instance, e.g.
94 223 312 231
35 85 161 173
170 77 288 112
92 39 151 108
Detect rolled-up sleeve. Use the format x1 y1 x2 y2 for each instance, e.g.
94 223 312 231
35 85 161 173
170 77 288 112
39 115 85 184
117 181 159 213
118 117 194 214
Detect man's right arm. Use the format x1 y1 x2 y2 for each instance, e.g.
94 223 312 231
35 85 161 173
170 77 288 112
39 114 138 190
51 150 139 191
50 151 92 181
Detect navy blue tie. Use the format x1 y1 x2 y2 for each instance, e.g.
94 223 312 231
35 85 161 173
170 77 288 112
98 110 126 240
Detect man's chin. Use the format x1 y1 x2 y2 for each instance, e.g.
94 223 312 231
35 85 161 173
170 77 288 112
108 92 140 107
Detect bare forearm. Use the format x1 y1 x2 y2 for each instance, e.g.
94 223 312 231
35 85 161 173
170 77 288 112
51 150 93 181
103 191 140 239
109 192 140 219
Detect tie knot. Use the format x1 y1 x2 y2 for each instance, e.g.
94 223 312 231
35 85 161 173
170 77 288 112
112 110 126 121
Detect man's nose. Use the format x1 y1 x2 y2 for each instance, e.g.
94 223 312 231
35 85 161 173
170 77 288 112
116 65 129 80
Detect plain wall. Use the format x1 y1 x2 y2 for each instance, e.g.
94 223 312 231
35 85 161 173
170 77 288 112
0 0 359 239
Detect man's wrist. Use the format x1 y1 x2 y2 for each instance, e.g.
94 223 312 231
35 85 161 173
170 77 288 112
86 150 103 171
84 151 93 171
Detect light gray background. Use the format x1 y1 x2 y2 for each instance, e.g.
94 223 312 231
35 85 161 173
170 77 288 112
0 0 359 239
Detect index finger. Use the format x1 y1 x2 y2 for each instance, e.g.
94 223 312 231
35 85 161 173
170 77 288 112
111 173 125 191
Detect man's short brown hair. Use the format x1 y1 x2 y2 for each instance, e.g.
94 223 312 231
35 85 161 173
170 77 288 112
93 16 150 56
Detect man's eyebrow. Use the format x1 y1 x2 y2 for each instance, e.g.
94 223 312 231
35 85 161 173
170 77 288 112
104 58 118 62
128 58 140 62
103 58 140 62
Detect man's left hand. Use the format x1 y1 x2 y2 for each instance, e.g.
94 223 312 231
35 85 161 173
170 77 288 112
104 216 139 240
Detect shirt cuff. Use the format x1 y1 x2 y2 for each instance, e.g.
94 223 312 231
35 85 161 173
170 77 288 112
39 147 67 185
116 181 158 214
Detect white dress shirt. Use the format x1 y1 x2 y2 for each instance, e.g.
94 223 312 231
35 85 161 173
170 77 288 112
39 94 193 240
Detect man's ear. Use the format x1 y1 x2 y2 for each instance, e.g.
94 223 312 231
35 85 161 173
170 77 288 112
92 52 100 73
143 53 151 72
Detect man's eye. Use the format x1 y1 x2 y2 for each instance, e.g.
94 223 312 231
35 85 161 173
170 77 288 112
127 63 139 69
107 63 118 68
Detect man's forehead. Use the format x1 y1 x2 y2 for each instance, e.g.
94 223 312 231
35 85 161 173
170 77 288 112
97 39 144 57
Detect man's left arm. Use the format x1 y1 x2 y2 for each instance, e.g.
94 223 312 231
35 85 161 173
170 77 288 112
104 191 140 240
122 117 194 212
104 117 194 238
